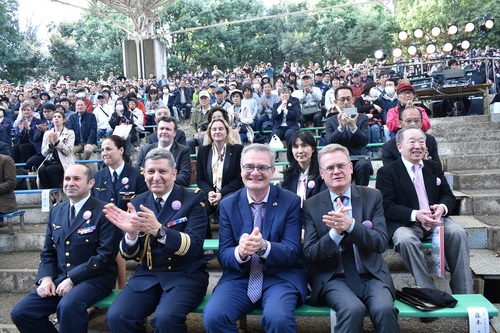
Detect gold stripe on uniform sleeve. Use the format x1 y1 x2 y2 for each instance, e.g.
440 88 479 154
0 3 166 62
119 240 140 259
174 232 191 256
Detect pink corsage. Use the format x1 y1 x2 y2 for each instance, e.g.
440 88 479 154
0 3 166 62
121 177 129 185
83 210 92 224
436 178 441 186
307 180 315 189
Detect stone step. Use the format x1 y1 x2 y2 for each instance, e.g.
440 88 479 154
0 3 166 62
451 215 489 249
459 189 500 216
473 215 500 250
434 129 500 143
430 115 490 126
0 225 45 252
431 121 500 138
452 169 500 191
438 140 500 156
444 153 500 171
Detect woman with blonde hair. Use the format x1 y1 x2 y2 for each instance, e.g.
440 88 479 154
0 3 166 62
196 118 244 237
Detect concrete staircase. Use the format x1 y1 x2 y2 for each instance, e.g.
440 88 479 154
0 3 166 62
2 115 500 332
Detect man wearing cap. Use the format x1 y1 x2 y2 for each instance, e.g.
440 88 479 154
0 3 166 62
314 70 329 96
93 94 113 139
350 72 365 99
296 73 323 127
187 90 211 154
386 83 431 134
208 82 218 104
360 69 372 84
31 93 43 114
212 87 232 110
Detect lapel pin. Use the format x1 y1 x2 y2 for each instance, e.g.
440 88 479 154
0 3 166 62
273 202 278 206
122 177 129 185
171 200 182 210
83 210 92 224
307 180 316 189
436 177 441 186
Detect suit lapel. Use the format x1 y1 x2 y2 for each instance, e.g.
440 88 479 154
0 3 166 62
350 186 363 224
206 147 214 186
396 159 419 208
238 189 254 235
422 161 437 204
222 145 231 184
66 197 94 237
262 185 278 241
157 185 182 225
317 191 333 235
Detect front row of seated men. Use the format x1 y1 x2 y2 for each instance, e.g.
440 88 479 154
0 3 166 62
11 135 472 332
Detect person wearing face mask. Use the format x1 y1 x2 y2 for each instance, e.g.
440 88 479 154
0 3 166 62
386 83 430 135
378 77 399 142
354 82 383 157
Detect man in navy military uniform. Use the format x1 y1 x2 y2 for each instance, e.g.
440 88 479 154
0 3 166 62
104 148 209 333
11 164 122 333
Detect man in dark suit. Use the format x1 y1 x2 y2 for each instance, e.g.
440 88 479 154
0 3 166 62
136 116 191 187
376 126 472 294
382 106 440 166
303 144 399 333
66 98 97 160
325 86 372 186
11 164 122 333
104 148 208 333
203 144 308 333
148 107 187 146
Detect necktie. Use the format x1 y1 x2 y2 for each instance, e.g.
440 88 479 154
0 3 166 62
247 202 264 303
112 171 118 186
78 116 84 142
297 178 307 207
335 196 364 298
156 197 164 212
412 164 429 211
70 205 75 224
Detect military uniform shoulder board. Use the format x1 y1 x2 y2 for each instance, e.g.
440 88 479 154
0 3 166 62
193 188 201 194
200 201 205 207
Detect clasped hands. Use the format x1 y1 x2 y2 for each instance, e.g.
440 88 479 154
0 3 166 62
416 204 445 231
208 191 222 206
104 203 162 240
323 197 353 235
37 276 73 298
238 227 264 260
337 111 358 131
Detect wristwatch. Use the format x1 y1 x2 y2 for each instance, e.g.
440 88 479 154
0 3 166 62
256 240 268 257
155 226 167 240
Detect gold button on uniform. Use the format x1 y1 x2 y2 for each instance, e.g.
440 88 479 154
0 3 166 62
65 252 70 257
168 266 172 270
66 241 70 245
168 257 172 261
66 263 71 267
86 239 89 243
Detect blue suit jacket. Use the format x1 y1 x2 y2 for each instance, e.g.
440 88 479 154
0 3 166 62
66 112 98 145
302 186 394 304
120 185 209 292
36 196 122 288
135 141 192 187
217 185 308 301
92 163 148 211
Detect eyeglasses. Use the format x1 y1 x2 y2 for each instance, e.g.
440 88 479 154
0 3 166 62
321 163 349 174
399 91 414 96
242 164 272 173
337 97 353 102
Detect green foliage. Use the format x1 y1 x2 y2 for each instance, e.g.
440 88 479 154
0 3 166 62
0 0 46 83
394 0 500 56
47 9 127 80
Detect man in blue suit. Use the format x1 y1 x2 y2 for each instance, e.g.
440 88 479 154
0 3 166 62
11 164 122 333
302 144 399 333
203 143 308 333
67 98 97 160
104 148 208 333
135 116 191 187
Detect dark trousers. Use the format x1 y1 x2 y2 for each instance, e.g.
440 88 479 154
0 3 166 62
12 143 36 163
107 280 206 333
272 127 299 146
301 112 323 127
38 163 64 188
11 281 111 333
352 159 372 186
26 153 45 171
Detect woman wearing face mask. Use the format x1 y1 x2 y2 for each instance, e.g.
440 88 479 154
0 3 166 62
38 110 75 188
354 82 383 157
109 98 138 154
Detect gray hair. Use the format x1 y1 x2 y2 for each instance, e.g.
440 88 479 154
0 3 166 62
144 147 175 170
241 143 275 167
395 125 425 144
318 144 351 165
155 106 170 118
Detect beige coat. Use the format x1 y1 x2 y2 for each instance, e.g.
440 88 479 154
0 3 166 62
40 127 76 170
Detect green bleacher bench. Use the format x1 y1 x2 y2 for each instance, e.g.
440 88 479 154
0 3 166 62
0 210 26 235
93 291 497 332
